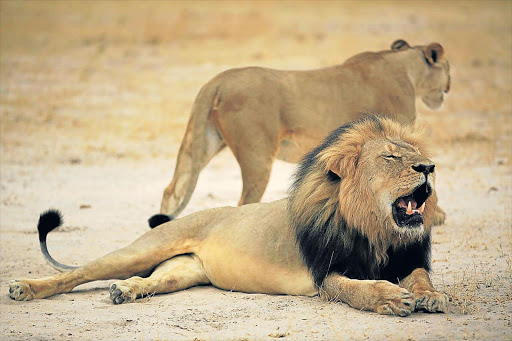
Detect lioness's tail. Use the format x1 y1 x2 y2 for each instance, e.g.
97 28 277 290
37 210 79 272
153 83 225 228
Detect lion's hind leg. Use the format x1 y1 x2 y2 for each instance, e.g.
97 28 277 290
109 254 209 304
9 270 90 301
9 220 201 301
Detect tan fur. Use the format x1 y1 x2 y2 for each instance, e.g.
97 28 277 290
321 275 414 316
159 39 451 219
289 118 438 264
10 117 447 316
399 268 448 312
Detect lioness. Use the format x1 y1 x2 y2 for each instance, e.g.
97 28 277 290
157 39 450 223
10 116 447 316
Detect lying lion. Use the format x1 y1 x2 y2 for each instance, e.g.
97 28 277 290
157 39 450 223
9 116 448 316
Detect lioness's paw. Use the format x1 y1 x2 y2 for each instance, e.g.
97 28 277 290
8 280 34 301
414 290 448 313
109 283 136 304
373 281 413 317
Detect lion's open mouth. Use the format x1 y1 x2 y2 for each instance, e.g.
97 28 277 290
392 182 432 228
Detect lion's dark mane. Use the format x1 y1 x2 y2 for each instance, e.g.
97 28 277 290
288 118 431 288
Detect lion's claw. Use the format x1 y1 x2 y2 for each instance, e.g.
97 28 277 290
372 281 413 316
377 302 412 317
414 290 448 312
8 280 34 301
109 282 135 304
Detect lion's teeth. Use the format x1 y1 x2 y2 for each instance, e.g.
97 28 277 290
407 201 413 215
419 202 425 214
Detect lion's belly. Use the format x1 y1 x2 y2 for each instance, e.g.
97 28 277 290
195 241 317 296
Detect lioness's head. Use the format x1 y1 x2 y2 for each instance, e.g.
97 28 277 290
289 116 436 257
391 39 450 110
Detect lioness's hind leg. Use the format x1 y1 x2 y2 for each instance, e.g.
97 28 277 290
160 119 225 218
109 255 209 304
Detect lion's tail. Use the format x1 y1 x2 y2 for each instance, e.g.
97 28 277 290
151 82 224 228
37 209 79 272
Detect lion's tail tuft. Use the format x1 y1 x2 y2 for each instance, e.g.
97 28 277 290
148 214 173 229
38 209 63 242
37 209 79 272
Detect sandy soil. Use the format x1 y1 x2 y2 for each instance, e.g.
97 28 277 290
1 1 511 340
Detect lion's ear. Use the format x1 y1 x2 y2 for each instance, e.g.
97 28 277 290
425 43 444 65
391 39 410 51
323 147 360 180
335 154 359 179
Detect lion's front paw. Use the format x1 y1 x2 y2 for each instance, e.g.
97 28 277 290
8 280 35 301
414 290 448 313
109 282 136 305
373 281 413 317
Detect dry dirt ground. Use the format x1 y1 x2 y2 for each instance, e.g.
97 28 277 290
0 1 511 340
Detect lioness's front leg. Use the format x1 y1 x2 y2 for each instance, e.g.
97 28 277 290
432 204 446 226
430 192 446 226
320 274 413 316
399 268 448 312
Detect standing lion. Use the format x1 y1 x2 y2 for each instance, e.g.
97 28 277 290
155 39 450 224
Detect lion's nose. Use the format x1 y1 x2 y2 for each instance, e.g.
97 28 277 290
412 163 435 175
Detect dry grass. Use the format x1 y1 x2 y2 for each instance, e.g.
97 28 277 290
447 265 507 315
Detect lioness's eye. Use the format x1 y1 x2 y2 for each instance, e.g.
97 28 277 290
384 155 400 160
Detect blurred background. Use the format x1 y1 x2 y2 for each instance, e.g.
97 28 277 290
1 0 510 165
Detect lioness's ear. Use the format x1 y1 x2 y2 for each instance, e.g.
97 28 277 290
391 39 410 51
425 43 444 65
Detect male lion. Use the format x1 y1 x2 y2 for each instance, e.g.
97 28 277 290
156 39 450 224
9 116 448 316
